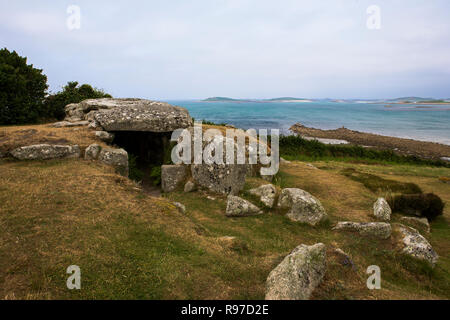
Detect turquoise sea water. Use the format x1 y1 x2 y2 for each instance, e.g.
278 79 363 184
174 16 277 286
166 100 450 145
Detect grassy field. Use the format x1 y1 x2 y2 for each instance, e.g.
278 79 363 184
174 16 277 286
0 153 449 299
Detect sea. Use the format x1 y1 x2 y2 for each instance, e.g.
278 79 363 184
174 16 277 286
166 100 450 146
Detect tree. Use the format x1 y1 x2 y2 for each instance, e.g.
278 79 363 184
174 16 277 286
43 81 112 120
0 48 48 124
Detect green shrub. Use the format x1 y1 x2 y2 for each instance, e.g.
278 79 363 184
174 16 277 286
128 154 144 182
150 166 162 186
0 48 48 124
388 193 444 221
43 81 112 120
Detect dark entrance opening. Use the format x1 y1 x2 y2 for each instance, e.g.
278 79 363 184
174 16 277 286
111 131 172 196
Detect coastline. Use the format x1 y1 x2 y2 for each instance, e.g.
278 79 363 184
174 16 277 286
290 123 450 160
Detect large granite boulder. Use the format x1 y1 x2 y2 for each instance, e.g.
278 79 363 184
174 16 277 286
265 243 327 300
249 184 277 208
191 163 247 195
98 148 128 176
397 225 438 266
333 222 391 239
278 188 327 226
373 198 392 221
226 195 263 217
10 144 81 160
161 165 188 192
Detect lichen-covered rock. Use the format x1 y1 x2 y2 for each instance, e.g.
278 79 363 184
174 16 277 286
249 184 277 208
86 98 192 132
278 188 327 226
84 144 101 160
88 120 103 130
397 225 438 266
373 198 392 221
226 195 263 217
400 216 430 233
333 222 391 239
191 163 247 195
95 131 115 144
51 121 89 128
265 243 327 300
98 147 128 176
10 144 81 160
184 180 196 193
161 165 188 193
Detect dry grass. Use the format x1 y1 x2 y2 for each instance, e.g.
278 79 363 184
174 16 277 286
0 124 448 300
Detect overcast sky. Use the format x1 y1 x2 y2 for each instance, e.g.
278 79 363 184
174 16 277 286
1 0 449 99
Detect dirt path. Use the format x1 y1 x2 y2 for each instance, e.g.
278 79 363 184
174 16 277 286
290 123 450 160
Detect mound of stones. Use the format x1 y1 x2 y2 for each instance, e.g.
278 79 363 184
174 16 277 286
265 243 327 300
333 222 391 239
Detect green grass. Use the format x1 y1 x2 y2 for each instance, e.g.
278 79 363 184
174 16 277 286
279 135 449 167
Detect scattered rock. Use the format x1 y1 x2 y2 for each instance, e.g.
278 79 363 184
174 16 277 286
226 195 263 217
278 188 327 226
265 243 327 300
249 184 277 208
98 147 128 176
161 165 188 193
397 225 438 266
84 144 101 160
191 163 247 195
88 120 103 130
306 163 318 169
173 202 186 214
184 180 197 193
206 196 216 201
95 131 115 144
400 216 430 233
10 144 81 160
333 222 391 239
332 248 356 270
51 121 89 128
373 198 392 221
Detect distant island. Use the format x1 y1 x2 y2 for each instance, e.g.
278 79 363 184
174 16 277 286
202 96 449 104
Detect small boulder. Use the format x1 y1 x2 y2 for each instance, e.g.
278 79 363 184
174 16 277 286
400 216 430 233
98 148 128 176
397 225 438 266
173 202 186 214
265 243 327 300
333 222 391 239
95 131 115 144
226 195 263 217
184 180 196 193
10 144 81 160
161 165 188 193
84 144 101 160
278 188 327 226
249 184 277 208
373 198 391 221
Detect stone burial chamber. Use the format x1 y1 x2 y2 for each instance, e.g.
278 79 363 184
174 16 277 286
65 98 193 186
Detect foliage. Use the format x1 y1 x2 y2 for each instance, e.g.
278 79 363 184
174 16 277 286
388 193 445 221
128 154 144 182
279 135 449 167
43 81 112 120
0 48 48 124
150 166 162 186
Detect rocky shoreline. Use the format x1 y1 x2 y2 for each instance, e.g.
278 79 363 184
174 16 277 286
290 123 450 161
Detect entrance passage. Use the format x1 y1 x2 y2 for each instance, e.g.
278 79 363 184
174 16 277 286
111 131 172 196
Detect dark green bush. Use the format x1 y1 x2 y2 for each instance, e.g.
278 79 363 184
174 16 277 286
43 81 112 120
0 48 48 124
150 166 162 186
128 154 144 182
388 193 444 221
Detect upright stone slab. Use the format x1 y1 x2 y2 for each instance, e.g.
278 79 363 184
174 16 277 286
98 148 129 177
161 165 188 192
